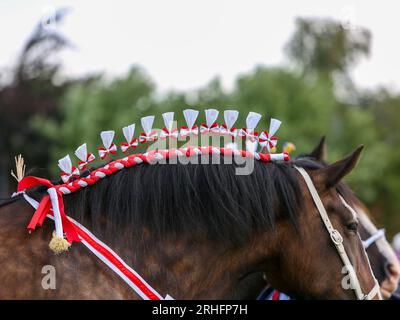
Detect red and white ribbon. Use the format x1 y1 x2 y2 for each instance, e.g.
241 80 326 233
238 112 262 142
200 109 219 134
180 125 199 138
58 155 80 183
180 109 199 138
121 124 138 153
139 132 158 144
239 128 259 142
99 131 117 159
258 118 282 152
200 122 220 134
220 110 239 139
139 115 158 144
159 128 179 140
75 144 95 170
219 124 237 138
159 112 179 140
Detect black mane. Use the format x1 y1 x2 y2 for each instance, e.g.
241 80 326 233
22 156 339 246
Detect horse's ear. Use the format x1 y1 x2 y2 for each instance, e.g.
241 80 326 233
315 145 364 189
308 136 327 162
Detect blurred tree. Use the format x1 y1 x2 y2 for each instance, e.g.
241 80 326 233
0 9 72 194
33 67 157 169
286 17 371 78
362 89 400 232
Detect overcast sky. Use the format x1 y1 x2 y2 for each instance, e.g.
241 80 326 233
1 0 399 93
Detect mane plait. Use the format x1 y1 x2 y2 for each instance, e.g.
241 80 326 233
59 109 288 184
17 108 293 253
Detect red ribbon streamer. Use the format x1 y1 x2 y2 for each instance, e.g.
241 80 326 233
18 176 80 244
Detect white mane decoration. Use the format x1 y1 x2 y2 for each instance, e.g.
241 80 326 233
205 109 219 128
141 115 155 135
162 112 174 131
58 155 73 174
246 112 262 131
200 109 220 134
123 124 136 143
121 124 137 153
223 110 239 130
58 155 79 183
100 131 115 150
160 112 178 140
238 112 262 142
259 118 282 152
221 110 239 138
99 130 117 159
57 108 289 183
75 143 95 170
183 109 199 129
181 109 199 138
139 115 158 143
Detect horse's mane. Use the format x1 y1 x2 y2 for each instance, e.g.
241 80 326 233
20 156 352 246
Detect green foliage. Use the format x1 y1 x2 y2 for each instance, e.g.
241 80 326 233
286 18 371 76
33 67 157 167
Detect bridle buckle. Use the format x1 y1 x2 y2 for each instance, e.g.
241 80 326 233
330 229 343 245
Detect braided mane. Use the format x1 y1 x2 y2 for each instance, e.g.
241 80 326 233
27 150 304 246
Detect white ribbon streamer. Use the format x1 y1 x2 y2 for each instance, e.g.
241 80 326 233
123 124 136 143
141 116 155 135
100 131 115 149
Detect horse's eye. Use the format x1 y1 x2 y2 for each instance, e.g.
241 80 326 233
347 222 358 232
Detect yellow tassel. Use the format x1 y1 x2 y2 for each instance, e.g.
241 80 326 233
49 232 71 254
11 154 26 182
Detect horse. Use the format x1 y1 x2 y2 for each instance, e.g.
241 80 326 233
0 148 380 299
303 137 400 299
257 137 400 299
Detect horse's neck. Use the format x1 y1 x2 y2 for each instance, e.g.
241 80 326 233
122 236 258 299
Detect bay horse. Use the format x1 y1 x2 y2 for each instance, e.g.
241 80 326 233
257 137 400 299
0 148 379 299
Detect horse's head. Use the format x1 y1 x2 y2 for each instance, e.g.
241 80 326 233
262 146 379 299
303 136 400 299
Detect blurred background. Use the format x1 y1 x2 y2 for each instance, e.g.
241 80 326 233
1 1 400 236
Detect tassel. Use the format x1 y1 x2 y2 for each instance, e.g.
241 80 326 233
11 154 25 182
49 232 71 254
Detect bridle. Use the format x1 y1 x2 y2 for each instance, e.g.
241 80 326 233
338 194 387 250
294 166 381 300
362 229 386 250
